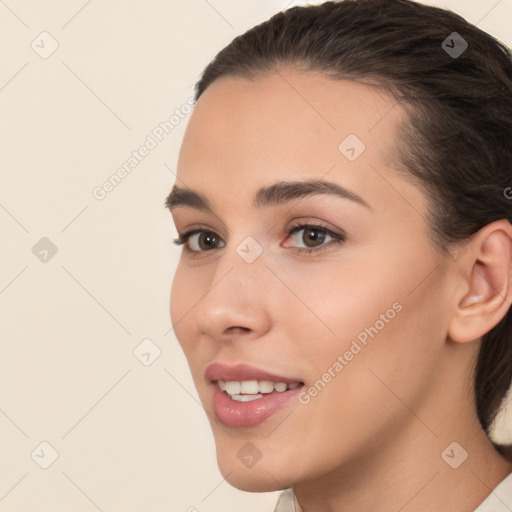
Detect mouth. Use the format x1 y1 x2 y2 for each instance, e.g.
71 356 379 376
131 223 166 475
205 362 305 428
217 379 303 402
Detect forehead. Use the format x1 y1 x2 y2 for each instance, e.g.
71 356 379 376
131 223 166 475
180 69 402 168
175 68 424 219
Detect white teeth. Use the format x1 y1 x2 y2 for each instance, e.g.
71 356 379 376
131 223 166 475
258 380 275 393
240 380 259 394
274 382 287 392
230 394 264 402
224 381 241 395
218 379 302 398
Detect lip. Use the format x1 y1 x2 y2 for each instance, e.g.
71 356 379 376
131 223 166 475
205 362 303 384
210 381 303 428
205 362 304 428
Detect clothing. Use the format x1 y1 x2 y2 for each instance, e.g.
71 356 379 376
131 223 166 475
272 472 512 512
474 472 512 512
273 488 295 512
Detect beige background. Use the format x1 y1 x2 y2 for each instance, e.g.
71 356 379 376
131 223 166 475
1 0 511 510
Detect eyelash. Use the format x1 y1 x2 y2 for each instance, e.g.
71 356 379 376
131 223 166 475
172 222 345 257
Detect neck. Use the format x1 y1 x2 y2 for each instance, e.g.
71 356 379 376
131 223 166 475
293 397 512 512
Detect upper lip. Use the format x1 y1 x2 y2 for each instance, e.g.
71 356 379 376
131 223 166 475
205 362 303 384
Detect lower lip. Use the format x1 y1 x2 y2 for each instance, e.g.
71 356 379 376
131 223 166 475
211 383 303 428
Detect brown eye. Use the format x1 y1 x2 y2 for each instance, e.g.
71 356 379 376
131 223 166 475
173 229 226 253
302 227 327 247
187 231 223 252
283 223 346 254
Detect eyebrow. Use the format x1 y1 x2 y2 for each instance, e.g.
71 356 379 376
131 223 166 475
165 179 371 213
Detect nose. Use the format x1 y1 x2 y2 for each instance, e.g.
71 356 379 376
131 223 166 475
193 243 272 343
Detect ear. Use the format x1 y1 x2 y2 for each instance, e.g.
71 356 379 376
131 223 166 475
448 219 512 343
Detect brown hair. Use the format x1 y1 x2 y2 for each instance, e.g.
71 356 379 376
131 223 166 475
193 0 512 458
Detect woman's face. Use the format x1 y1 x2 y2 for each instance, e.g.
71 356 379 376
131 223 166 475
169 69 459 491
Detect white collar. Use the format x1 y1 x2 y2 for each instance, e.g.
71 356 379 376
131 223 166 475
474 472 512 511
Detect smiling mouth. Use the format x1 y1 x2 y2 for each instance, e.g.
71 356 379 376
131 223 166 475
207 363 306 427
216 379 304 402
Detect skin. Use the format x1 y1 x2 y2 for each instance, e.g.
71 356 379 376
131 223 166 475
168 68 512 512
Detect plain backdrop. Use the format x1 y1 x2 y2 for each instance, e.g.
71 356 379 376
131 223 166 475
1 0 511 511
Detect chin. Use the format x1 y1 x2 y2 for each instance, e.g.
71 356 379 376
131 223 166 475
220 465 287 493
215 448 294 493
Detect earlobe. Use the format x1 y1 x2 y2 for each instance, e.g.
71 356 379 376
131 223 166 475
448 220 512 344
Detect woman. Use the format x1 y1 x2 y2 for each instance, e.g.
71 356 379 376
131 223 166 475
166 0 512 510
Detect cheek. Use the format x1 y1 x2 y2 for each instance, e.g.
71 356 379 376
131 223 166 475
169 262 199 352
276 297 440 480
269 254 398 355
287 244 445 419
302 265 447 434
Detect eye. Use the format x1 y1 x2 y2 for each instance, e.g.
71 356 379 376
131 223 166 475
173 226 225 254
284 223 345 253
173 222 345 256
